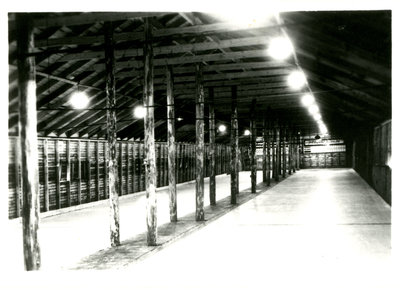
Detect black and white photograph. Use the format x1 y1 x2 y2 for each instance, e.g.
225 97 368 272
1 1 398 299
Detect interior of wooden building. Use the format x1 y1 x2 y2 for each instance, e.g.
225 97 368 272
5 10 393 294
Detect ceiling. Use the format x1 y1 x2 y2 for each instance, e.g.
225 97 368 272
8 11 391 143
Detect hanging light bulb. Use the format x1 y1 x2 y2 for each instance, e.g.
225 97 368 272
287 70 306 90
218 124 227 133
268 37 294 60
133 105 145 119
244 129 251 136
69 89 89 109
301 94 315 106
308 104 319 115
313 113 322 121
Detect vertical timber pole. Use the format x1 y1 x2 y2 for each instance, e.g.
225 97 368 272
144 18 158 244
282 125 286 178
230 86 238 204
209 87 216 205
250 99 257 193
195 63 205 221
104 21 120 247
166 65 177 222
266 118 271 186
275 121 280 182
262 117 267 183
288 128 292 175
17 13 41 270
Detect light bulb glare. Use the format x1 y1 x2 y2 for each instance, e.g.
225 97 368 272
244 129 251 136
287 71 306 90
134 105 146 119
268 37 293 60
70 91 89 109
218 124 227 133
301 94 315 106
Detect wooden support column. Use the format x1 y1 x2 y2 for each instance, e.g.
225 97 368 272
104 21 120 247
262 117 267 183
266 120 271 186
87 141 91 202
103 142 108 198
143 19 158 244
288 129 292 175
282 126 286 178
209 87 216 205
17 13 41 270
43 139 49 211
250 99 257 193
78 140 82 204
166 65 177 222
55 139 61 208
195 63 205 221
132 141 135 193
230 86 239 204
271 121 276 180
125 142 129 193
275 122 280 182
66 140 72 206
96 141 100 201
119 142 123 195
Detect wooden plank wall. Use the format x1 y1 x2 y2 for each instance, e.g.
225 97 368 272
301 152 347 168
8 137 232 219
372 120 391 205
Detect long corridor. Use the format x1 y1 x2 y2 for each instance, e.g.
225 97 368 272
3 169 394 299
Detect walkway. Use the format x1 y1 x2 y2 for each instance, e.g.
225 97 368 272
3 169 395 299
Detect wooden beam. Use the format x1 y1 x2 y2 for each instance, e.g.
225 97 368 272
104 142 108 199
271 122 276 180
57 36 272 62
96 141 100 201
36 19 277 47
195 63 205 221
230 85 239 204
33 12 167 28
266 117 271 186
17 13 41 270
209 87 216 206
275 121 280 181
250 99 257 193
104 21 120 247
144 19 158 245
166 65 177 222
86 141 91 202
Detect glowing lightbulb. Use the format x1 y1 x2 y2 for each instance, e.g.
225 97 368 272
287 70 306 90
244 129 251 136
69 91 89 109
133 105 145 119
308 104 319 115
218 124 227 133
268 37 294 60
319 124 328 135
301 94 315 106
313 113 322 121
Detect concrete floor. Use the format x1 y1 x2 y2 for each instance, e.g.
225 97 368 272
2 168 396 299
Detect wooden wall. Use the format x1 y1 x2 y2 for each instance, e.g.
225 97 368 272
372 120 391 205
8 137 231 219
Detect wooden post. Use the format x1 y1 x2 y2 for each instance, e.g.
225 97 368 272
166 65 177 222
195 63 205 221
119 142 123 195
77 140 82 204
275 122 280 181
132 141 136 193
288 129 292 175
55 139 61 208
103 141 108 198
144 18 158 245
282 126 286 178
262 117 267 183
14 139 22 217
209 87 216 205
87 141 91 202
43 139 49 211
125 142 129 193
17 13 41 270
96 141 100 201
138 143 142 190
271 121 276 180
266 120 271 186
250 99 257 193
104 21 120 247
66 140 71 206
230 86 238 204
